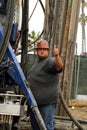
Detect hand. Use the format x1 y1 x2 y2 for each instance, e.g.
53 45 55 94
53 46 59 56
53 46 63 70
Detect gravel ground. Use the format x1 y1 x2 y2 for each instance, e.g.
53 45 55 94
69 99 87 120
17 100 87 130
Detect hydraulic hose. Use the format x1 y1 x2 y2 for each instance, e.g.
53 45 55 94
0 0 15 63
59 89 85 130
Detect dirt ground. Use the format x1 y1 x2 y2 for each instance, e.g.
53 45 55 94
69 99 87 120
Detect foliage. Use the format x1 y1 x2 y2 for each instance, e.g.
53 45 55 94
28 30 40 41
78 15 87 22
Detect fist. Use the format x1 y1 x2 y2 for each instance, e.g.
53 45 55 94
53 46 59 56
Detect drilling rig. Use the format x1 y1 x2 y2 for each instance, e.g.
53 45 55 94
0 1 47 130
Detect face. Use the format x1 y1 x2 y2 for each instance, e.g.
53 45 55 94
36 48 49 59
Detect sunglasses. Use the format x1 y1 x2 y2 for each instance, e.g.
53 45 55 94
36 48 49 50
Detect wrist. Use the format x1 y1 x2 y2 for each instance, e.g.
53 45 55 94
55 54 59 57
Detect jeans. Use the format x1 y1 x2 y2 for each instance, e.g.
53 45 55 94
29 104 56 130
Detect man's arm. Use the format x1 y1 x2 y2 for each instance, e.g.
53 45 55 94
53 46 63 71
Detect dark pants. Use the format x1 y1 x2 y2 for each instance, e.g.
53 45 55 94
29 104 56 130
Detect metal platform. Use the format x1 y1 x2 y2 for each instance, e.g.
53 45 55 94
0 92 24 116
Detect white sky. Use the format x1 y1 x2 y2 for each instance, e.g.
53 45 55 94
29 0 45 33
76 4 87 55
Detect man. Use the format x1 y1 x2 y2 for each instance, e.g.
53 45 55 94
28 40 63 130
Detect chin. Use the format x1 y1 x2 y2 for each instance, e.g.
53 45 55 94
39 56 47 60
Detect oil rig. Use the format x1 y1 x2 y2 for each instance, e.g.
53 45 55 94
0 0 87 130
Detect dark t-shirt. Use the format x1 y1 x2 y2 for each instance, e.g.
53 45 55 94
28 57 62 105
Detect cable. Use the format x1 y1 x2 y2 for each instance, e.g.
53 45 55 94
27 0 45 52
28 0 39 22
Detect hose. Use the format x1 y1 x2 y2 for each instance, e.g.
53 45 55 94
0 0 15 63
59 89 85 130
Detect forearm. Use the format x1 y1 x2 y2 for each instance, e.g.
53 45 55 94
54 54 63 71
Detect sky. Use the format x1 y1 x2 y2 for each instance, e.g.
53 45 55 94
29 0 45 33
76 3 87 55
29 0 87 55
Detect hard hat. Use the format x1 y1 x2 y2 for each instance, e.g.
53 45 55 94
36 40 49 49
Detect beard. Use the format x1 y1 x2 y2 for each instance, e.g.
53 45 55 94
38 55 48 60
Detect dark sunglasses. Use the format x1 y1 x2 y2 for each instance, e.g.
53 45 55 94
36 48 49 50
